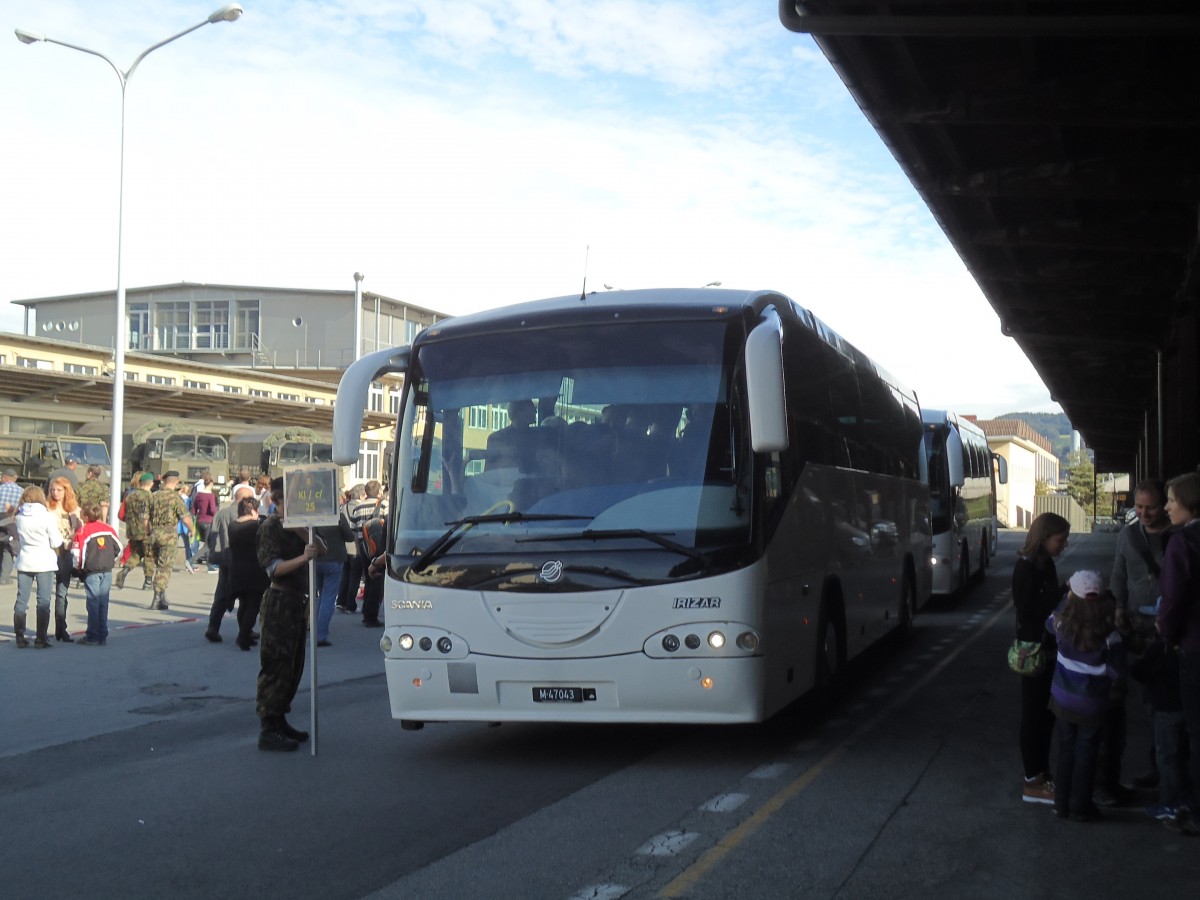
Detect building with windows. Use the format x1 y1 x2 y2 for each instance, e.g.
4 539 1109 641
14 281 438 371
978 418 1061 529
5 282 444 484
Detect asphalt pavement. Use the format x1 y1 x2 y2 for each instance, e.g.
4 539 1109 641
0 557 384 759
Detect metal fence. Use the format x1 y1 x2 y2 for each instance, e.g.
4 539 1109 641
1034 493 1092 535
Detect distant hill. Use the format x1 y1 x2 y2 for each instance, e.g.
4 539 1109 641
996 411 1074 467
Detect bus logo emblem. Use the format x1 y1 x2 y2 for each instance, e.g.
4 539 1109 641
540 560 564 583
674 597 721 609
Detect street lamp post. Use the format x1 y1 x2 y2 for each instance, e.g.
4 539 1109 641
15 3 244 527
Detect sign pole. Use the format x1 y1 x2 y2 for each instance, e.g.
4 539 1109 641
281 463 341 759
309 524 317 757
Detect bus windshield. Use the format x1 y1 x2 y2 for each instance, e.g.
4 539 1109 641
392 318 752 584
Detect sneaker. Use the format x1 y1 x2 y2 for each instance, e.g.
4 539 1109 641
1146 803 1179 820
1022 775 1056 805
1163 811 1200 836
1093 785 1130 807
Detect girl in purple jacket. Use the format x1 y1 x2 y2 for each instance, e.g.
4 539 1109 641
1046 570 1127 821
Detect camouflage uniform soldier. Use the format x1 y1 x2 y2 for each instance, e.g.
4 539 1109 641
115 472 156 590
146 470 193 610
77 465 108 520
255 477 324 752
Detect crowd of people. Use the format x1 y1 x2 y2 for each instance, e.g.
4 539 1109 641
1013 472 1200 835
3 463 391 753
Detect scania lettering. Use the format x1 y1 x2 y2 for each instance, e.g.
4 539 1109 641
333 288 932 726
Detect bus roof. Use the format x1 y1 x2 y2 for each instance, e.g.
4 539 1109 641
413 287 918 403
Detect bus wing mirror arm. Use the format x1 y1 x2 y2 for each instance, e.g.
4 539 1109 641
332 346 411 465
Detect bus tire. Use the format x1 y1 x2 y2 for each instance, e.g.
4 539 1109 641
897 569 915 637
400 719 425 731
814 598 845 696
973 540 988 584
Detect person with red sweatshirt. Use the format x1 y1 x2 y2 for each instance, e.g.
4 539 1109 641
72 502 122 645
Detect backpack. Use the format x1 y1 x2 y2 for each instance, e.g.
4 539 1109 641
359 516 386 560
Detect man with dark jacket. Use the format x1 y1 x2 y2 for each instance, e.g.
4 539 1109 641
203 484 256 642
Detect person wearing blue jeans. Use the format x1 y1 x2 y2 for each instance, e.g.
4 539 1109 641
314 521 353 647
73 502 121 646
82 571 113 645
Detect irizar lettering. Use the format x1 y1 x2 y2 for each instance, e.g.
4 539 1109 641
673 597 721 609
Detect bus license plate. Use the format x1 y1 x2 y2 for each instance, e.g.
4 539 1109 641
531 686 596 703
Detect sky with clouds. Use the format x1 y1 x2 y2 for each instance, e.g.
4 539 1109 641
1 0 1059 417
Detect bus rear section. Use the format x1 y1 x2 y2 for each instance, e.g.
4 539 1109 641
922 410 1006 596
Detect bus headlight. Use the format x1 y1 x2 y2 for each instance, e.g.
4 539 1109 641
380 635 393 653
736 631 759 651
662 634 680 652
398 633 414 651
707 631 726 649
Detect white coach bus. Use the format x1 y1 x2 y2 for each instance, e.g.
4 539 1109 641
333 288 932 727
921 409 1007 597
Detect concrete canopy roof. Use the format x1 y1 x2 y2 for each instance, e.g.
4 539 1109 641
781 1 1200 473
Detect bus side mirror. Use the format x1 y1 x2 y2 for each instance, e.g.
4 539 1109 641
994 453 1008 485
745 314 788 453
946 428 965 488
333 346 411 465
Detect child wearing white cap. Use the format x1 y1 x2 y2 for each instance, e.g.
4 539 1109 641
1046 569 1127 821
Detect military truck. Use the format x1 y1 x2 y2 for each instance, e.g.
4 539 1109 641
228 427 334 481
0 433 112 488
76 418 228 485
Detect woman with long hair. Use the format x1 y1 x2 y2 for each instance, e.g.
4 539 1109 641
46 476 82 641
1014 511 1070 805
1158 472 1200 814
12 485 64 648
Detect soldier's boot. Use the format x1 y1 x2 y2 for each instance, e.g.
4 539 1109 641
114 567 128 589
33 609 52 649
55 613 74 642
258 718 299 753
14 613 29 649
152 591 169 611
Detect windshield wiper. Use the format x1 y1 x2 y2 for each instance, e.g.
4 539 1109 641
409 513 593 573
518 528 707 563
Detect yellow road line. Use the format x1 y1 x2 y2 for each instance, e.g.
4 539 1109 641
660 597 1012 898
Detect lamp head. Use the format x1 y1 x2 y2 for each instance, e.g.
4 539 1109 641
208 3 244 24
15 28 45 44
